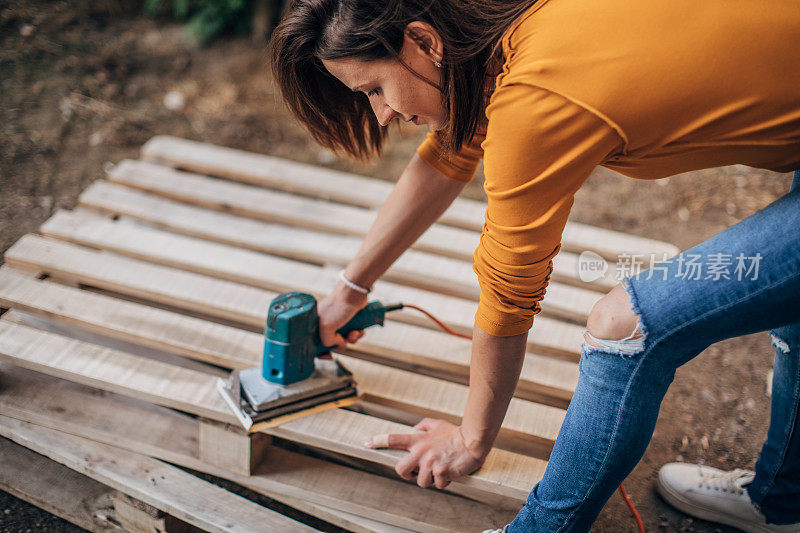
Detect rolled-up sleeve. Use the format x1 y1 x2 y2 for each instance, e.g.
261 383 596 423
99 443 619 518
416 120 487 183
474 84 623 336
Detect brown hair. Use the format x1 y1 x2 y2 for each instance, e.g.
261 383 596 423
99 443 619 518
269 0 538 160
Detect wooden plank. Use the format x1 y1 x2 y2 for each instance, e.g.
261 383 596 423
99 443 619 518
108 158 483 267
0 437 123 532
0 364 517 531
0 269 261 370
198 419 271 476
266 407 545 505
0 322 543 506
338 355 564 457
4 301 230 378
139 135 681 261
109 158 619 291
0 414 393 533
0 272 564 456
0 321 237 423
140 135 394 209
2 236 578 407
79 179 600 322
0 416 318 533
113 493 191 533
38 210 585 358
351 322 577 408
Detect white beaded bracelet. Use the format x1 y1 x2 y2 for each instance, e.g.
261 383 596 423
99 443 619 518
339 270 370 294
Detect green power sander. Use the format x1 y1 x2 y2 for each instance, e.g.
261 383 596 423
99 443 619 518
218 291 402 431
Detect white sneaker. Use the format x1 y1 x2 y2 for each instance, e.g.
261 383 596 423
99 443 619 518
657 463 800 532
481 529 505 533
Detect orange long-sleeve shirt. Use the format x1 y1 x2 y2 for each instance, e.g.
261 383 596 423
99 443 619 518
417 0 800 336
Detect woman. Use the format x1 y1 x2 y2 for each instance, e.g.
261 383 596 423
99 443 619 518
269 0 800 530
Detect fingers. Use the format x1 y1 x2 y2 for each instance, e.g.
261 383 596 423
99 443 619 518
395 451 421 481
417 462 434 488
414 417 439 431
318 325 345 348
345 330 365 343
433 466 452 490
364 424 464 490
366 433 421 482
365 432 416 450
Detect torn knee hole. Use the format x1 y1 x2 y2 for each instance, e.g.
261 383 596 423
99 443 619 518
584 317 646 356
769 332 791 354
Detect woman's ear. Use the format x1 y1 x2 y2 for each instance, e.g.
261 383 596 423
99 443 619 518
404 21 444 64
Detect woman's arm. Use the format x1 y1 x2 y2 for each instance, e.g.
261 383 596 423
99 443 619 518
368 324 527 490
460 325 528 456
318 152 468 347
345 152 468 289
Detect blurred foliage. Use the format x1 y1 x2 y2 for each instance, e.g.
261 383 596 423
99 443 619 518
144 0 253 45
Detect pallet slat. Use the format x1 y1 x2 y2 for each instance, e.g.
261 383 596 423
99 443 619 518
3 235 578 407
0 270 564 456
109 159 480 266
80 179 599 322
267 407 545 504
0 321 236 422
38 210 585 358
0 363 514 532
0 416 317 533
338 355 564 456
140 135 680 261
109 158 620 291
0 321 543 506
0 268 261 370
0 437 123 532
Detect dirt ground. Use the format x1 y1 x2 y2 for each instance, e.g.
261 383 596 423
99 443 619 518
1 2 795 531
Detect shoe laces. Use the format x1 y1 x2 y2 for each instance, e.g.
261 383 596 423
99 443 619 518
697 468 755 495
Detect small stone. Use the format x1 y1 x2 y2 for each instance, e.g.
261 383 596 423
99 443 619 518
89 132 103 147
700 435 709 450
725 202 736 216
163 90 186 111
678 207 690 221
19 24 34 36
700 388 715 403
39 195 53 210
59 97 74 121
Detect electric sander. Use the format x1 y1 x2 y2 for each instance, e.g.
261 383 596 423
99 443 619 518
218 291 402 432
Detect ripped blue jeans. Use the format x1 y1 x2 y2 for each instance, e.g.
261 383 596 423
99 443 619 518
507 170 800 532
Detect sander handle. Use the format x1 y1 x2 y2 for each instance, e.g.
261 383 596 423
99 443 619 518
318 301 403 355
336 301 403 336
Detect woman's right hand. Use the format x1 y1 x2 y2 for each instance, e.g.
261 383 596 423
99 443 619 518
317 281 369 349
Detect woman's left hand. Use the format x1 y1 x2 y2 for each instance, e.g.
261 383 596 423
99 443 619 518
365 418 487 489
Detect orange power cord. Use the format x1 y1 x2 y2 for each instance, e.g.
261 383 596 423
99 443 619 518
401 303 646 533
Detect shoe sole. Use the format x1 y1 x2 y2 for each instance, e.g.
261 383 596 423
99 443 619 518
657 476 775 533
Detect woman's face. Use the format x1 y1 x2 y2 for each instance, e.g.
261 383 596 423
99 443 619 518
321 22 446 130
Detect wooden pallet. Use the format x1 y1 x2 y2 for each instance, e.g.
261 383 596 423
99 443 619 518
0 136 679 532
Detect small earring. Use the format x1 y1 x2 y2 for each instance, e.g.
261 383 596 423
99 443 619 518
433 60 442 68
